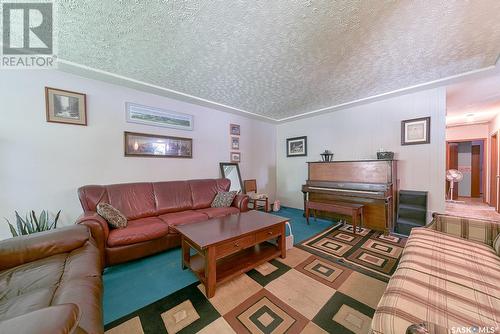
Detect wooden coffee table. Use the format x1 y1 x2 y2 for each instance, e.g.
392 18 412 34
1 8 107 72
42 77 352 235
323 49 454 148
175 210 288 298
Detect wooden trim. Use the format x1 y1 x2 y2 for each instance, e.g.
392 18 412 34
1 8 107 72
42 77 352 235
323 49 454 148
490 132 498 209
446 138 487 201
124 131 193 158
45 86 87 126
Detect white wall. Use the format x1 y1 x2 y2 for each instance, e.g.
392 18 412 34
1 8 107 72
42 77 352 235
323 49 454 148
446 123 489 141
276 88 447 221
0 70 276 239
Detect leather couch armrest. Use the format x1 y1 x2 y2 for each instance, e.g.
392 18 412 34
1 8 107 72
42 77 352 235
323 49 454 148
0 304 82 334
232 194 250 212
76 212 109 267
0 225 90 271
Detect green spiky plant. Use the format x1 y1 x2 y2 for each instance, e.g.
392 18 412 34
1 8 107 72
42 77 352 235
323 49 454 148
5 210 61 237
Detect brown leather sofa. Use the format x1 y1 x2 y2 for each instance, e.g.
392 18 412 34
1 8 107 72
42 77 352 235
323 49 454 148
0 225 103 334
77 178 249 266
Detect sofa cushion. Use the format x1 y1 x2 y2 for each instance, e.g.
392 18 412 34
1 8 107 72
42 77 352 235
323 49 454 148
78 185 109 212
371 267 500 334
189 179 230 209
158 211 209 233
0 254 65 321
106 183 156 220
401 228 500 296
196 207 239 218
107 217 169 247
97 203 127 228
211 191 237 208
153 181 193 214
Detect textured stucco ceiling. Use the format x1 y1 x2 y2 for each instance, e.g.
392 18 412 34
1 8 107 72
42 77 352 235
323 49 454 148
57 1 500 121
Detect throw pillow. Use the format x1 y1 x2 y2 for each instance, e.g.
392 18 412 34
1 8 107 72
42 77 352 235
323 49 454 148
97 203 127 228
494 233 500 255
211 191 237 208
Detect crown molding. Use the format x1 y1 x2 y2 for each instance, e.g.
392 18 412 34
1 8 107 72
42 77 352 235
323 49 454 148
277 63 500 123
57 56 500 124
56 59 278 124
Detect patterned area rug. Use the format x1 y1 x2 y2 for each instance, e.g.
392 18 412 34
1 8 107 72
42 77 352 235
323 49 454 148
298 223 407 282
105 224 406 334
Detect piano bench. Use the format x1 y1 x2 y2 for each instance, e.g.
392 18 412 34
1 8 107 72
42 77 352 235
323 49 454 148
305 201 364 233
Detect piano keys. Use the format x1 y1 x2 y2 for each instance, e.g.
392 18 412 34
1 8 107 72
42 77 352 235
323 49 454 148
302 160 397 232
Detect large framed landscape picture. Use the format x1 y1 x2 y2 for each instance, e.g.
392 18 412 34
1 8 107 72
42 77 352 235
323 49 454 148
124 132 192 158
126 103 193 131
45 87 87 126
286 136 307 157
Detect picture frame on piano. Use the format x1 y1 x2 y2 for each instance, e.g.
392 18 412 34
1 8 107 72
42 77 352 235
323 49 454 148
401 117 430 145
287 136 307 157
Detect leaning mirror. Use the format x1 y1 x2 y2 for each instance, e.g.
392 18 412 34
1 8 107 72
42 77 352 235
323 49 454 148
219 162 243 193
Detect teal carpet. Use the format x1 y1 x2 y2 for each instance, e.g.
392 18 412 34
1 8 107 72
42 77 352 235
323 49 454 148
103 207 335 324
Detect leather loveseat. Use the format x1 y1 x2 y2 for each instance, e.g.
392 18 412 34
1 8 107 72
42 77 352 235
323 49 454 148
0 225 103 334
77 178 249 266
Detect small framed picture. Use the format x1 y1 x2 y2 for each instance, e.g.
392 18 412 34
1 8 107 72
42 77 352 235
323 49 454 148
45 87 87 126
401 117 430 145
230 123 240 136
124 132 192 158
230 151 241 163
286 136 307 157
231 136 240 150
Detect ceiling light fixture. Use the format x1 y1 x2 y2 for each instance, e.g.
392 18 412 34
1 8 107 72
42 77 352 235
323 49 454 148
465 113 475 123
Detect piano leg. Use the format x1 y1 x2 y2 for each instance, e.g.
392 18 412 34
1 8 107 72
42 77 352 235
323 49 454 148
302 191 307 217
384 199 391 235
305 203 310 225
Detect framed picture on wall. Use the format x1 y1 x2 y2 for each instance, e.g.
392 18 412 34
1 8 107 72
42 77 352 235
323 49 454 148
230 151 241 163
126 102 193 131
124 132 192 158
231 136 240 150
286 136 307 157
230 124 240 136
401 117 430 145
45 87 87 126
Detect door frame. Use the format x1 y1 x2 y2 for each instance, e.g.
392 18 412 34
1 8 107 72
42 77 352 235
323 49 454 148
446 138 487 202
490 132 499 211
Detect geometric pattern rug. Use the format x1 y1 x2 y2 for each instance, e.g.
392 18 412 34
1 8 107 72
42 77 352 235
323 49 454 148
104 224 406 334
298 223 407 282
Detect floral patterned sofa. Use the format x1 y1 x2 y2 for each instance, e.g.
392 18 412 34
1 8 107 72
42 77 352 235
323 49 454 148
371 213 500 333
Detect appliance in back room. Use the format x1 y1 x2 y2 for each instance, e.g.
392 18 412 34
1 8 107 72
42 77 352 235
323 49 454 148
395 190 428 236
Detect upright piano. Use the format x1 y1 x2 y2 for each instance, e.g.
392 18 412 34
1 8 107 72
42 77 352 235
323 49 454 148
301 160 397 232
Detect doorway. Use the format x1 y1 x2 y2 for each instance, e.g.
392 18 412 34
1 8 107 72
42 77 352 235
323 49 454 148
446 139 486 201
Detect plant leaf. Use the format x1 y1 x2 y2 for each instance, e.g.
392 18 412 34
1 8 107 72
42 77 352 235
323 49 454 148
15 211 27 235
5 219 18 237
32 210 40 232
54 210 61 228
43 210 49 230
26 213 34 234
39 210 45 231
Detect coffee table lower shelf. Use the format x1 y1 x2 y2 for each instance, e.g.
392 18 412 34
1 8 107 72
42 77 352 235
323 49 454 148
189 242 280 287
